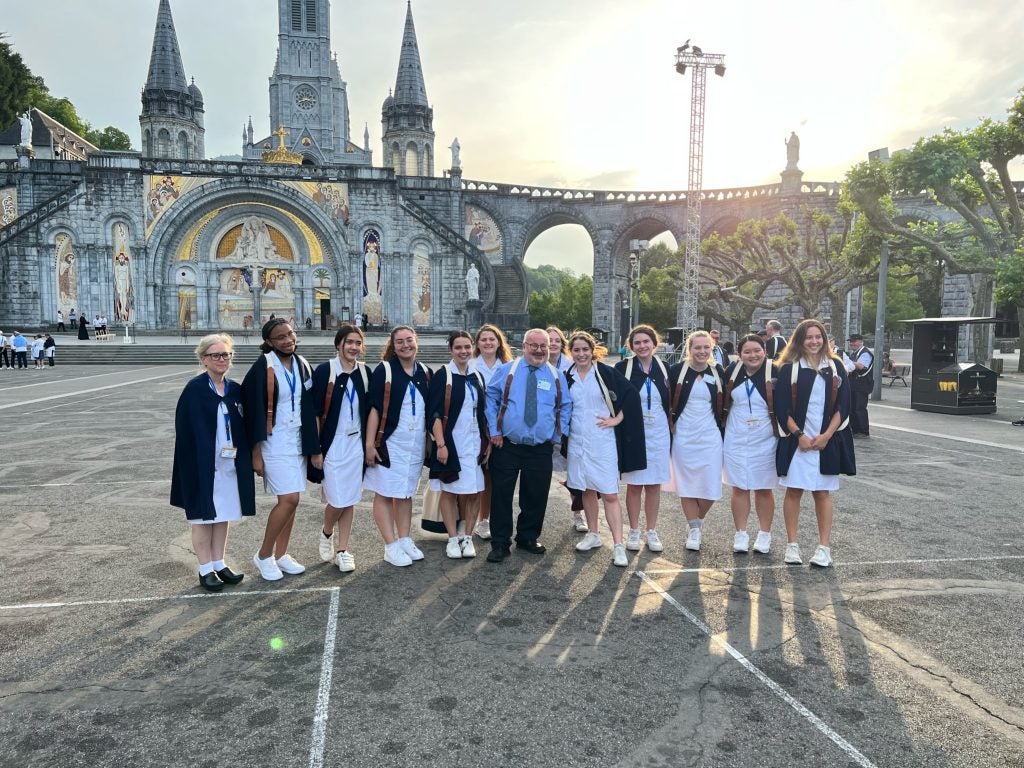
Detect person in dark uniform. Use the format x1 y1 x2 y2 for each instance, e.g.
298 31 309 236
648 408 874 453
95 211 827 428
765 320 786 360
846 334 873 438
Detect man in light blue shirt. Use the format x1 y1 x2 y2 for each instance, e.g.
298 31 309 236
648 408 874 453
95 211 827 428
11 331 28 369
485 328 572 562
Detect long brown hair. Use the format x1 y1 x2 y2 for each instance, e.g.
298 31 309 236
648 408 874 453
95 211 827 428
778 319 840 365
568 330 607 362
381 325 417 361
474 323 512 362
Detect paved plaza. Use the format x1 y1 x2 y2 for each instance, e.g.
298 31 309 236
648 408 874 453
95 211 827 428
1 363 1023 767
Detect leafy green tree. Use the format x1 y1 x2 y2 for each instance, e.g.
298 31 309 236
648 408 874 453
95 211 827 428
0 35 33 128
523 263 574 295
86 125 132 150
528 274 593 331
995 249 1024 371
637 266 679 333
860 266 926 339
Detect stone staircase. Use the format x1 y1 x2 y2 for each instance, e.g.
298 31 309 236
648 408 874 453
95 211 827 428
490 264 528 313
0 181 85 247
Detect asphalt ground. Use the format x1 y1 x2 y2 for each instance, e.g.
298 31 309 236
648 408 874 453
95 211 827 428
0 364 1023 768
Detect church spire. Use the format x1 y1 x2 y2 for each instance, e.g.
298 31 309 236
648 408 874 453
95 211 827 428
144 0 188 93
393 1 428 108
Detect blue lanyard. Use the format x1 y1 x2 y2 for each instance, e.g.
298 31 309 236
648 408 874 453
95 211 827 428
409 381 417 416
467 377 477 404
208 375 232 443
281 358 298 412
744 379 755 414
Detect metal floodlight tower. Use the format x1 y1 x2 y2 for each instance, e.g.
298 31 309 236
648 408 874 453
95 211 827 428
675 43 725 332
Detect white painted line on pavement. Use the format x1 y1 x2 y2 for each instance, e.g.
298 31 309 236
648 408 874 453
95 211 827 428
640 553 1024 576
0 585 339 612
0 366 167 392
0 369 192 410
872 423 1024 453
308 587 341 768
636 571 878 768
0 480 166 489
870 403 912 411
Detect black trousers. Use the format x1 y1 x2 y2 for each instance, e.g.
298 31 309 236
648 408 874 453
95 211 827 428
57 322 65 332
0 349 8 367
14 351 27 369
488 440 553 548
850 378 872 434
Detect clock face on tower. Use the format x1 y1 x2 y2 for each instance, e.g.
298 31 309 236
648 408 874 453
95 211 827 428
294 85 317 111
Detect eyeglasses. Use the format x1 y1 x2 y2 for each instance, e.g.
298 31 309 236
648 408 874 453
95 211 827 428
204 352 233 361
523 343 548 351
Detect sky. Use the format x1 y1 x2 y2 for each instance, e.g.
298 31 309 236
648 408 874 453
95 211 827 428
5 0 1024 273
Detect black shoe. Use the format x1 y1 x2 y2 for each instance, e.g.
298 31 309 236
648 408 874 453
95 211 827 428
486 546 511 563
516 540 546 555
199 572 224 592
1012 419 1024 426
216 566 244 585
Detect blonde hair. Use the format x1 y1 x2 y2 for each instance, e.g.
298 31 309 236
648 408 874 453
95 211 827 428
194 333 234 366
545 326 568 354
683 330 713 363
567 330 608 362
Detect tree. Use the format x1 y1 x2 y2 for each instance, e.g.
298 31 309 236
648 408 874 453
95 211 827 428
0 35 33 129
843 91 1024 363
637 266 679 333
523 263 574 295
995 248 1024 371
860 266 926 339
86 125 132 151
528 274 593 331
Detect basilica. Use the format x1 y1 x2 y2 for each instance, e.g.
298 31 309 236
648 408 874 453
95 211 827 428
0 0 515 333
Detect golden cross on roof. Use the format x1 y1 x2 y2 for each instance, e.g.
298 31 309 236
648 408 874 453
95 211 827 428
273 125 289 149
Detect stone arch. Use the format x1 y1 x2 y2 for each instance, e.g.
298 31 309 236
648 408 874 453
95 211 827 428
513 206 601 263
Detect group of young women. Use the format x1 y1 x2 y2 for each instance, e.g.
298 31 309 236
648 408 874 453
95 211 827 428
170 316 854 591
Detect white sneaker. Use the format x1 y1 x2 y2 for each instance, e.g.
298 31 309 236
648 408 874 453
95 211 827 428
753 531 772 554
612 543 628 567
252 553 283 581
276 554 306 575
685 527 702 551
645 530 664 553
336 551 355 573
784 542 803 565
475 519 491 539
318 531 335 562
810 545 833 568
625 528 642 551
399 536 425 561
576 531 603 551
384 541 412 567
446 538 463 559
733 531 749 553
460 537 476 558
573 512 589 532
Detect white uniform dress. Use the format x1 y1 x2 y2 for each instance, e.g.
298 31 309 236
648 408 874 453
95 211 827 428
567 368 620 495
671 377 723 500
723 377 778 490
430 364 485 494
779 364 840 491
322 367 364 508
622 365 671 485
363 377 425 499
261 353 307 495
194 400 242 524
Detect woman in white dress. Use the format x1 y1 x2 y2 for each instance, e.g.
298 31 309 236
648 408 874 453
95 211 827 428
615 324 671 553
668 330 727 552
566 331 644 568
774 319 856 568
171 335 254 591
723 334 779 555
546 325 585 529
364 325 432 567
428 331 489 559
311 325 369 573
470 323 513 541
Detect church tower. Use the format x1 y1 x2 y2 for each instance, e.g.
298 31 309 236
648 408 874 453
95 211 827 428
139 0 205 159
381 2 435 176
245 0 370 165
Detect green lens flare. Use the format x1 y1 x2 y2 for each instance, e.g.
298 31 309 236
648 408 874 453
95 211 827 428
270 637 284 651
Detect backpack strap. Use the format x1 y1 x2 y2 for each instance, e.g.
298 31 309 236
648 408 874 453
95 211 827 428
495 358 522 435
670 361 690 422
441 366 453 433
319 357 339 433
374 360 393 449
264 352 276 437
765 358 778 435
546 361 563 439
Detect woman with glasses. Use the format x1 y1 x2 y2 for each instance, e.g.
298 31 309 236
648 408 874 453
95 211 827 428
171 334 254 591
241 319 323 581
364 325 432 567
774 318 855 567
469 324 513 541
310 324 370 573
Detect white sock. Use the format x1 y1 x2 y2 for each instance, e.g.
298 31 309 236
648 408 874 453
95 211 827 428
212 559 226 571
198 562 215 576
689 519 703 530
448 536 459 544
629 528 640 536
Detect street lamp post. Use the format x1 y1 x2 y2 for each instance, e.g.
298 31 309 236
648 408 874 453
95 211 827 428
675 42 726 334
629 238 647 330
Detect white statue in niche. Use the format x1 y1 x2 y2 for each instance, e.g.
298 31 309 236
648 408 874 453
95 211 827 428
228 216 279 262
465 263 480 301
19 111 32 147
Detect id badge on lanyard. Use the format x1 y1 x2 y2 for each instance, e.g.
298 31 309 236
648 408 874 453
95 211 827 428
345 379 360 437
743 379 760 429
408 382 419 430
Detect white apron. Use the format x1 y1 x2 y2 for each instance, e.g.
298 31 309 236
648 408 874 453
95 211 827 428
622 368 671 486
430 368 485 495
723 380 779 491
261 354 306 496
363 380 425 499
670 378 723 500
780 365 840 492
567 368 620 495
322 374 365 508
194 401 242 524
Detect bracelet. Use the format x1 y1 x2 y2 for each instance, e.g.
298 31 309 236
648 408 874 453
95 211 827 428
437 444 447 449
793 429 804 438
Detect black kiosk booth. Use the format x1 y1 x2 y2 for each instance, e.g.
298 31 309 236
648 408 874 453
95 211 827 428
906 317 997 414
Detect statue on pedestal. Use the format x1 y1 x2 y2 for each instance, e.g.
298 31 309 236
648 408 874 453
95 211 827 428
449 137 461 170
465 262 480 301
18 111 32 147
785 131 800 170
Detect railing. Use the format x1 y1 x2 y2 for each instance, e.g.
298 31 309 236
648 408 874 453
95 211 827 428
458 178 842 202
139 157 395 182
0 181 85 247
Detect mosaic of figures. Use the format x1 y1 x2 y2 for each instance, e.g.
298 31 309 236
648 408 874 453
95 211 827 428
112 223 136 324
412 243 431 326
289 181 350 227
464 204 503 264
362 229 383 325
216 216 294 263
1 187 16 228
54 233 77 319
217 266 295 329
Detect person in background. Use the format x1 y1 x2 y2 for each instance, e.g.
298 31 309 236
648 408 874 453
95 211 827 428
765 320 786 360
470 323 513 541
43 334 56 367
710 329 727 367
56 310 65 332
31 334 45 369
846 334 874 438
0 330 10 370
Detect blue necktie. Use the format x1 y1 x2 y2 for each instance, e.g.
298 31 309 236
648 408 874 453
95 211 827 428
525 365 538 427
